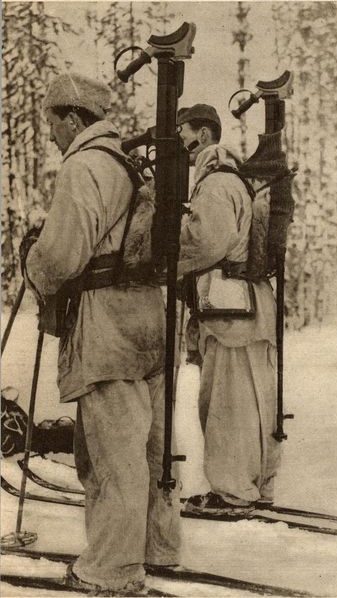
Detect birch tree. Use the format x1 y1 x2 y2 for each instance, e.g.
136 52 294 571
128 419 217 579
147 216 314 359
272 1 337 328
2 1 176 306
78 2 175 138
232 2 252 161
2 2 74 304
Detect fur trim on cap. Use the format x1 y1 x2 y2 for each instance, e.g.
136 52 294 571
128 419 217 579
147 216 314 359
44 72 111 119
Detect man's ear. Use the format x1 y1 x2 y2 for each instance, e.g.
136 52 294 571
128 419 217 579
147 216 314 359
67 111 84 132
200 126 211 144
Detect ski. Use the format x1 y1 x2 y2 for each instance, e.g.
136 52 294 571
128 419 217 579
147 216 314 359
17 459 85 495
3 475 337 535
180 498 337 523
251 512 337 536
0 554 314 597
180 509 337 536
1 475 85 507
1 545 75 562
1 573 175 596
253 503 337 522
13 461 337 527
146 565 314 597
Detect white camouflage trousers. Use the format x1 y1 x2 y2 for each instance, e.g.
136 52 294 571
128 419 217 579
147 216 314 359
199 337 281 506
73 374 181 590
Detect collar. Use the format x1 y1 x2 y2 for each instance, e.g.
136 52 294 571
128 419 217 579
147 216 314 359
194 143 241 185
63 120 120 162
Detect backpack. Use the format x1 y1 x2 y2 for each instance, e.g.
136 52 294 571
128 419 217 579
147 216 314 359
1 388 74 456
79 145 157 277
240 130 295 281
199 144 294 282
1 388 28 457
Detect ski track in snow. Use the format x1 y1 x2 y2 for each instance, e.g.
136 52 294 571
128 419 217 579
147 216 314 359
1 305 337 597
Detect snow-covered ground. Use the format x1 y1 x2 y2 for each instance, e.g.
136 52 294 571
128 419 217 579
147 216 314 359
1 298 337 597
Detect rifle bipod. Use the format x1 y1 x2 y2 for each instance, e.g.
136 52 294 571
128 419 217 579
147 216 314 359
116 23 196 491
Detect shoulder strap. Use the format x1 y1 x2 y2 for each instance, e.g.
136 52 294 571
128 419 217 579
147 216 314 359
63 132 119 161
78 144 143 282
83 144 142 190
200 165 256 201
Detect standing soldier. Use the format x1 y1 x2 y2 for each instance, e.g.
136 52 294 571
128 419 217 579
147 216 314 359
177 104 281 516
20 72 180 593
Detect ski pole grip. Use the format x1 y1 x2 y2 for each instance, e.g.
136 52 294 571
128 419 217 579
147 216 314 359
117 50 152 82
231 94 260 119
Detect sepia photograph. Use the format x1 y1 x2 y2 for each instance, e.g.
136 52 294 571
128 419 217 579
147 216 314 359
1 1 337 596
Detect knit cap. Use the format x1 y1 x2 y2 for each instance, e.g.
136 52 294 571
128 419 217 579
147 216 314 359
43 72 111 119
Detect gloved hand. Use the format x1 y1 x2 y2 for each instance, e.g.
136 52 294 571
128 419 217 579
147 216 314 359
19 223 44 275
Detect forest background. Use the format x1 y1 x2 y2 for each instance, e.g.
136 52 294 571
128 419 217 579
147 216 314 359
2 0 337 331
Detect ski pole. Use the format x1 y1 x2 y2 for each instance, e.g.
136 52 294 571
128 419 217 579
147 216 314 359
1 282 25 355
15 329 44 536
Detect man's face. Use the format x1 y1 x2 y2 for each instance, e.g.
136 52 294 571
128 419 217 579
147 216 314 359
46 108 77 155
179 122 203 165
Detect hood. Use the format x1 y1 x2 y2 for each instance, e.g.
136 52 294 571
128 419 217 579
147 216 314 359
194 143 242 185
63 120 121 162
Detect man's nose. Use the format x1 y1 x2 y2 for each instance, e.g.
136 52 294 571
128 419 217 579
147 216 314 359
49 131 55 143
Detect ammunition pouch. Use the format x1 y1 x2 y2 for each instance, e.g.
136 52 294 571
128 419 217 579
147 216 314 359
38 292 71 338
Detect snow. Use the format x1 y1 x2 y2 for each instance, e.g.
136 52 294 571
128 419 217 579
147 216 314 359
1 303 337 597
1 298 76 425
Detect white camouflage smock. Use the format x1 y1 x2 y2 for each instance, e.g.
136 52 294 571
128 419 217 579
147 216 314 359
25 120 180 589
26 121 166 402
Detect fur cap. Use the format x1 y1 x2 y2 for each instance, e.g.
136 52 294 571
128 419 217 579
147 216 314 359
44 73 111 119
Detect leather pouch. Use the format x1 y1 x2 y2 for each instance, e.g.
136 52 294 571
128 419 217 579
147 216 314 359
191 269 256 320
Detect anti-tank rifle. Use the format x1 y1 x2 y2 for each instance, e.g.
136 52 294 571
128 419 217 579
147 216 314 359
116 22 196 495
229 70 296 442
121 126 156 178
